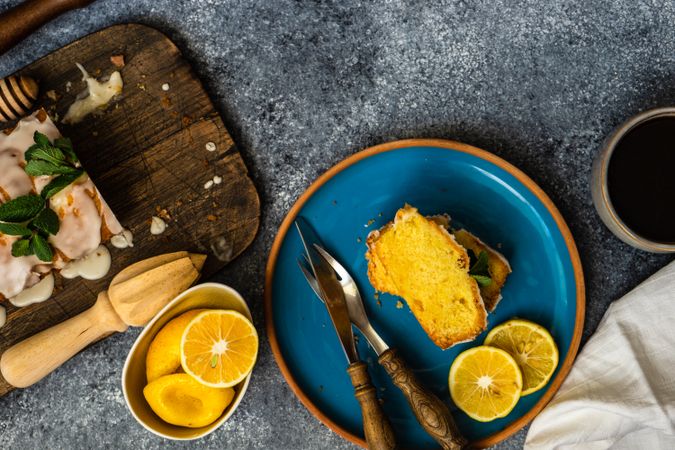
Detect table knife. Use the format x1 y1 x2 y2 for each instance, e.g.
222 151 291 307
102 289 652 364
296 221 396 450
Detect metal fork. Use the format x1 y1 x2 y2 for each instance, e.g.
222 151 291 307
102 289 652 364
298 243 467 450
298 251 388 354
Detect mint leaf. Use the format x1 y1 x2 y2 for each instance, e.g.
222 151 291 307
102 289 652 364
468 250 492 286
471 274 493 287
54 137 79 164
30 234 52 262
41 171 83 199
469 250 490 277
32 207 60 235
11 238 32 257
34 131 50 148
25 146 67 166
0 195 45 222
0 222 32 236
24 160 80 177
24 143 43 161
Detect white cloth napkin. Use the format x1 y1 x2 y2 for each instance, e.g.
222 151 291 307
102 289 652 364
525 260 675 450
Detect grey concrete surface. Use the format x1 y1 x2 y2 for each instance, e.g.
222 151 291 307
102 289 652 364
0 0 673 449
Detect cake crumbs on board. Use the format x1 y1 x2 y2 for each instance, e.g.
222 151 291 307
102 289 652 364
110 55 125 68
150 216 167 235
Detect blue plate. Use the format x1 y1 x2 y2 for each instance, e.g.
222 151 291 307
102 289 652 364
265 140 584 448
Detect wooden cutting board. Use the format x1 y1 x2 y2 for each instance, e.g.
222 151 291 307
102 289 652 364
0 24 260 396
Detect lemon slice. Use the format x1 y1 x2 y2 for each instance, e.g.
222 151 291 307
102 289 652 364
181 310 258 388
484 319 559 396
449 346 522 422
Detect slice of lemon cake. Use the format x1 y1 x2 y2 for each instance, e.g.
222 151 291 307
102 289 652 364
366 205 487 349
453 229 511 312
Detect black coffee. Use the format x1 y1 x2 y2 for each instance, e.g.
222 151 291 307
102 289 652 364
607 116 675 243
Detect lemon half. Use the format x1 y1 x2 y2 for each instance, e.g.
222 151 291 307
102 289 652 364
181 310 258 388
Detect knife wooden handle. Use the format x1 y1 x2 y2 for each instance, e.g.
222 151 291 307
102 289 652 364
379 348 466 450
0 291 127 388
347 361 397 450
0 0 96 55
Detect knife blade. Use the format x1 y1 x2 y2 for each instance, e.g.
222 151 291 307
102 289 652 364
295 219 357 363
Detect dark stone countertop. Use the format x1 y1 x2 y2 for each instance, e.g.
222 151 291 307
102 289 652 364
0 0 673 449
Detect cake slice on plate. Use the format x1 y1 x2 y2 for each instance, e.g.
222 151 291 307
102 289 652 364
366 205 488 349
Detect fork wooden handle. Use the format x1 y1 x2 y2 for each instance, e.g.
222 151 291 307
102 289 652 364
347 361 397 450
379 348 466 450
0 0 96 55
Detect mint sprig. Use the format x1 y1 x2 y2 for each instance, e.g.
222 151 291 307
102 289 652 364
41 172 82 200
0 223 32 237
0 195 45 222
469 250 493 287
0 132 84 262
30 234 53 262
11 238 31 257
0 193 59 262
32 208 60 235
26 131 83 199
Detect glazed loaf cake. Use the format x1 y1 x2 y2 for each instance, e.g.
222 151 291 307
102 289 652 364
0 110 123 301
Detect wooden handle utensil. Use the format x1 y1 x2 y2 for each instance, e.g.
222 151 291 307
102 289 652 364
379 349 466 450
347 361 397 450
0 0 96 55
0 251 205 388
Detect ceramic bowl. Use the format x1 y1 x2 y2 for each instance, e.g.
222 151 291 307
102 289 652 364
591 107 675 253
122 282 253 440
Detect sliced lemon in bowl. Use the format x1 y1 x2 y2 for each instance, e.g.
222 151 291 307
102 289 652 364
484 318 559 396
449 345 523 422
180 310 259 388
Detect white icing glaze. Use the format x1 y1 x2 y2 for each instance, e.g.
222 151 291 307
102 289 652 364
9 273 54 307
0 111 61 201
0 305 5 329
0 111 61 154
97 185 123 235
110 229 134 249
63 63 123 124
60 245 111 280
49 176 103 260
0 150 33 201
0 235 42 299
150 216 167 235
